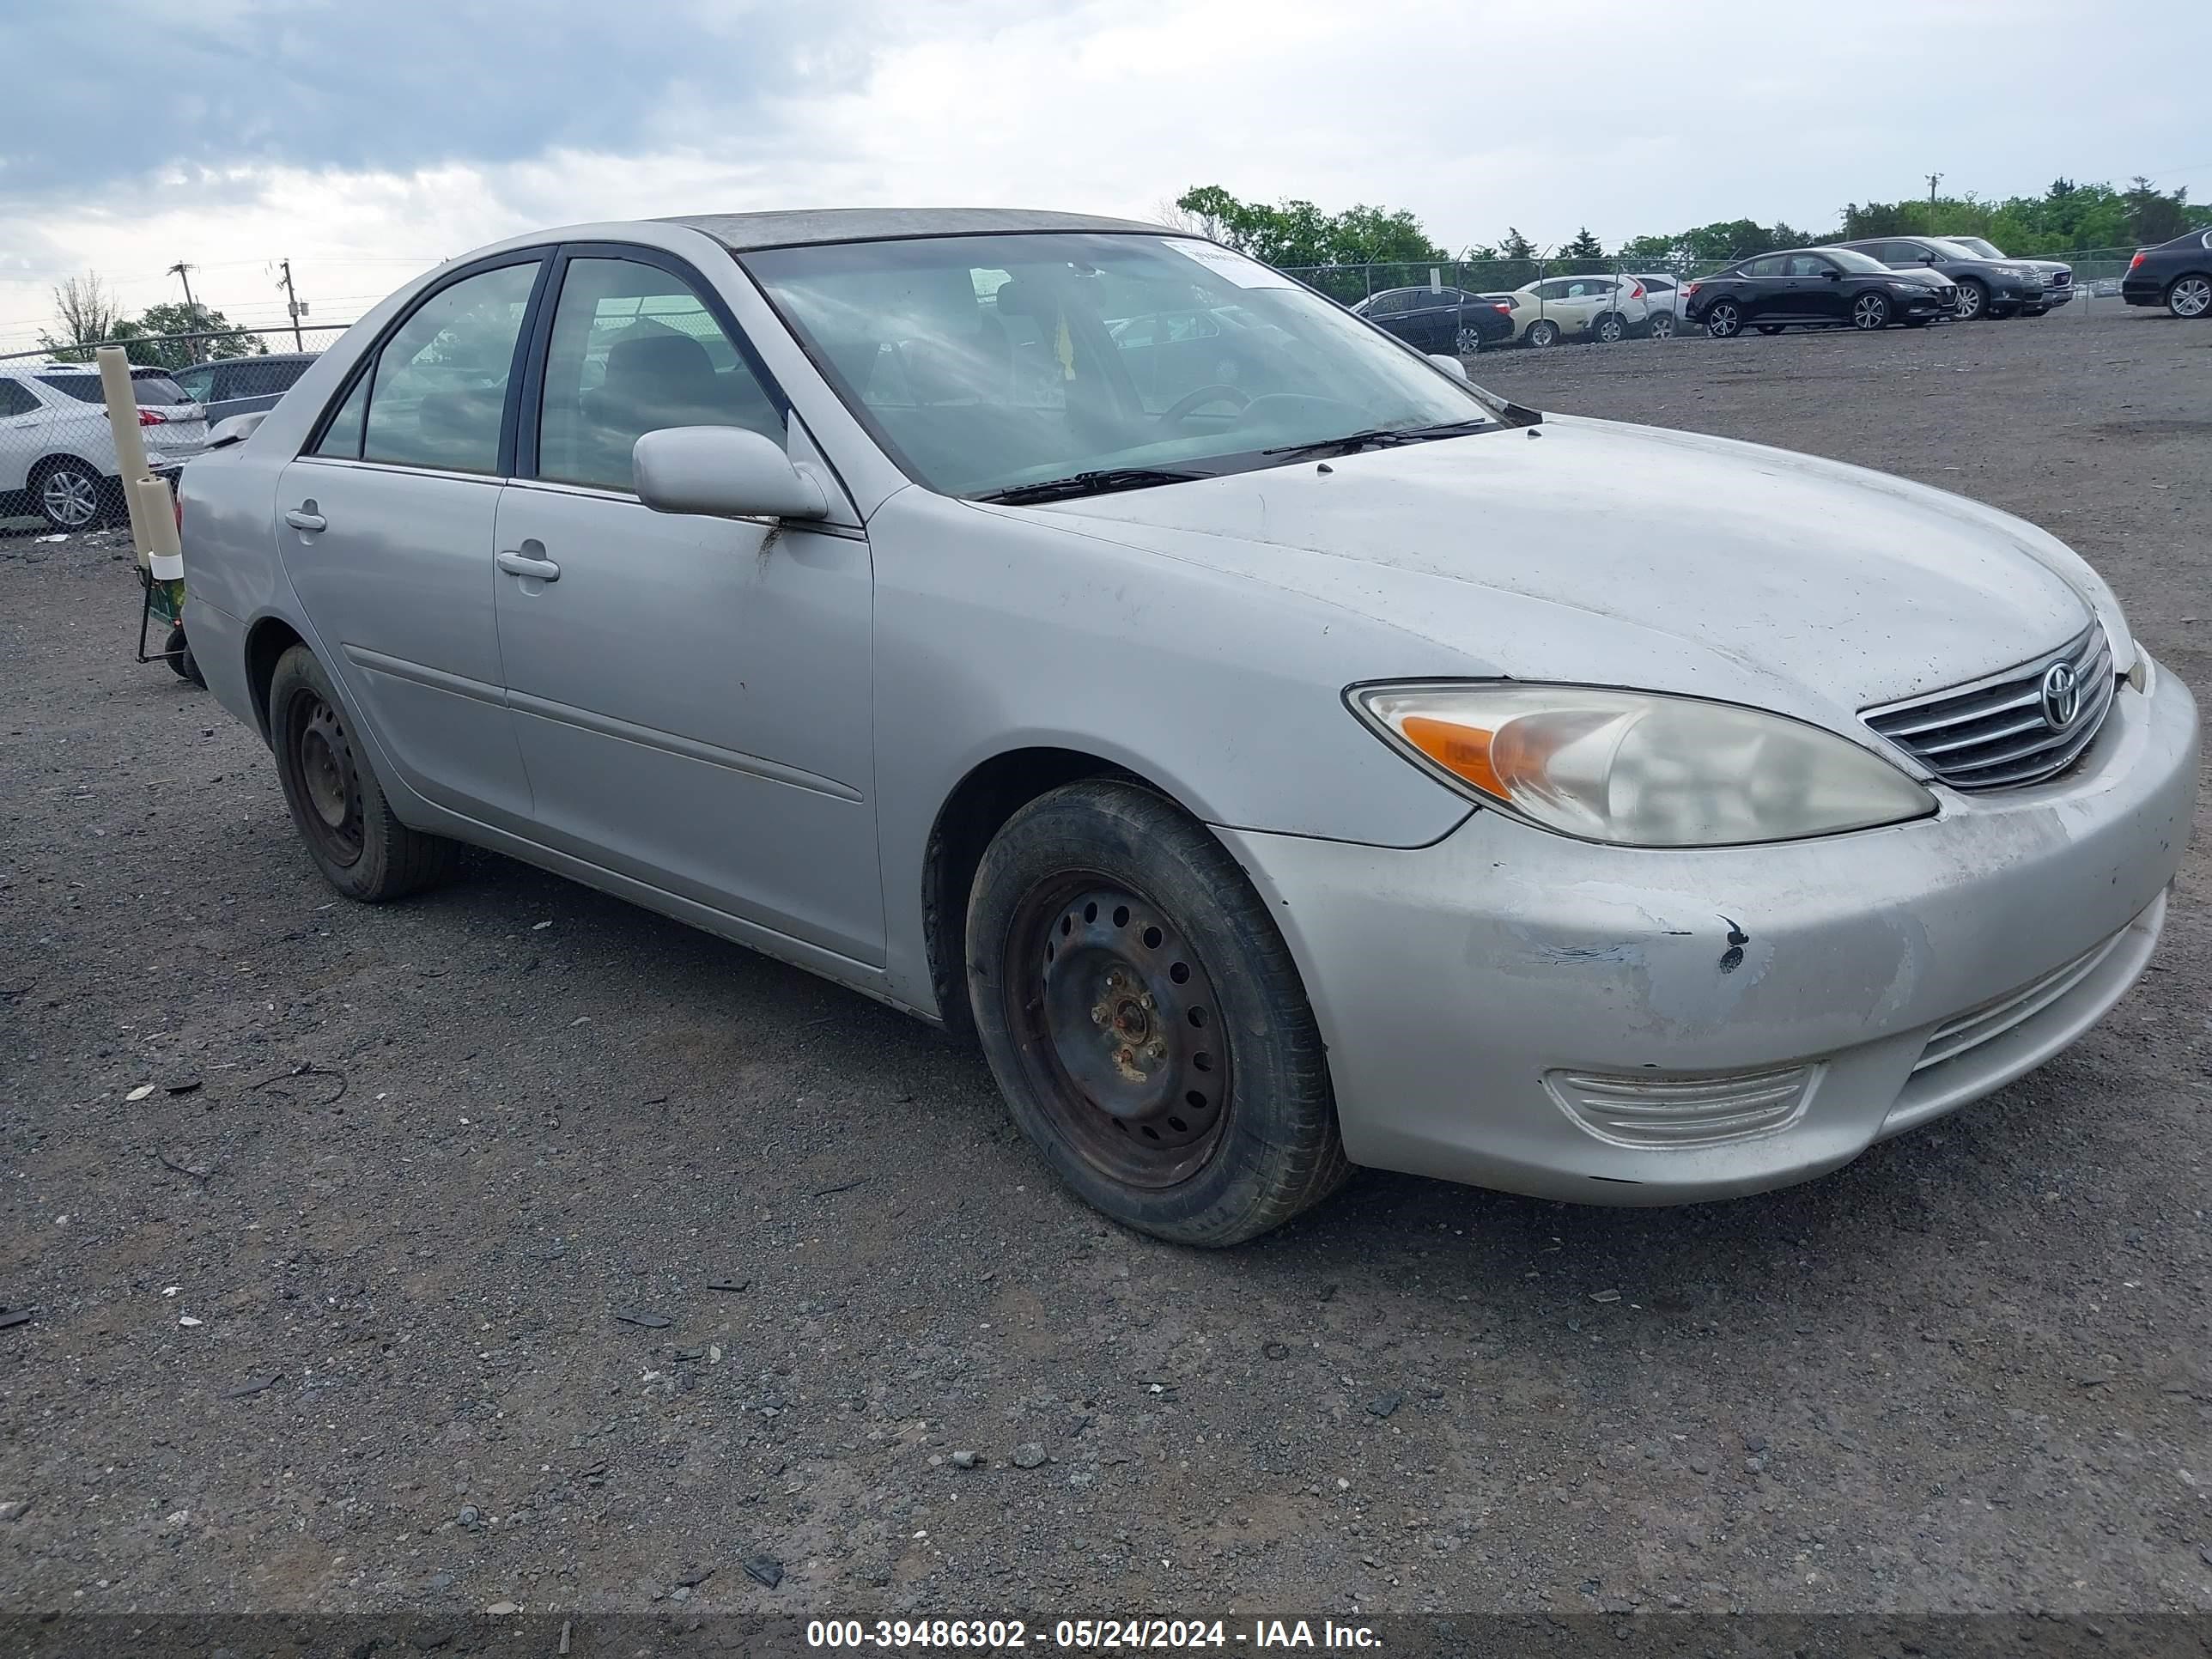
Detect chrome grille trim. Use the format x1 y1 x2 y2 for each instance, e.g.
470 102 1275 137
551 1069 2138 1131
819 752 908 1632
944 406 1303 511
1863 622 2116 791
1910 925 2129 1075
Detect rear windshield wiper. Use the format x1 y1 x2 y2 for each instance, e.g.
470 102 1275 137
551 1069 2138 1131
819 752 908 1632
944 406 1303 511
1261 420 1493 462
970 467 1215 505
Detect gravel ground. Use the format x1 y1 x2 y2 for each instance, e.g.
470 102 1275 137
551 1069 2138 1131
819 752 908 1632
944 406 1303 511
3 307 2209 1626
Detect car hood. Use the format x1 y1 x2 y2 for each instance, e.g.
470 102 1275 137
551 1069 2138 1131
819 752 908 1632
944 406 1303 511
1002 416 2125 735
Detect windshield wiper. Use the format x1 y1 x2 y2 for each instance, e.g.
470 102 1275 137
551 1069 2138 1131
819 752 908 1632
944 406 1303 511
970 467 1215 506
1259 420 1494 462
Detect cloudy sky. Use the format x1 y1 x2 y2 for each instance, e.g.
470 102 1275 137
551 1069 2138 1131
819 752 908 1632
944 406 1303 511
2 0 2205 352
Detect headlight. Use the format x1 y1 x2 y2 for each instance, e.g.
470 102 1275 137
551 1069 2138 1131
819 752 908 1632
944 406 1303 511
1350 684 1937 848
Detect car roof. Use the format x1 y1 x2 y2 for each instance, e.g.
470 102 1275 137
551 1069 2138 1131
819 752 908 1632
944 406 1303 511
179 352 318 368
663 207 1170 251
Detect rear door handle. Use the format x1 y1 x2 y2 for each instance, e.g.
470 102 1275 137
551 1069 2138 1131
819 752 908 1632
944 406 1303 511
496 547 561 582
283 507 325 532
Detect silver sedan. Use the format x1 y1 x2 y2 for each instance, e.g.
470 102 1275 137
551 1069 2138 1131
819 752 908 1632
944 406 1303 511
176 210 2197 1244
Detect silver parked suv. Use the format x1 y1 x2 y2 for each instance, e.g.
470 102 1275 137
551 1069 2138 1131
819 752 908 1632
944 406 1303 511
174 209 2196 1243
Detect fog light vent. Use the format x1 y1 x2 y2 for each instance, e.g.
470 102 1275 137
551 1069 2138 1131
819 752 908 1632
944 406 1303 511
1545 1064 1815 1148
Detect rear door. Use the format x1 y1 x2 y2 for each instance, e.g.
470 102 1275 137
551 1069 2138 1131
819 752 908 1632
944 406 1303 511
1735 255 1787 319
491 245 882 965
276 252 547 827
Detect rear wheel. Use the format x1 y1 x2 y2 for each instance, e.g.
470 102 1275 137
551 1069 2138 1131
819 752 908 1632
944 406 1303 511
1524 319 1561 348
268 646 459 902
2169 275 2212 319
1704 301 1741 338
1850 290 1893 331
1645 309 1676 339
32 458 104 532
965 781 1350 1246
1455 324 1484 354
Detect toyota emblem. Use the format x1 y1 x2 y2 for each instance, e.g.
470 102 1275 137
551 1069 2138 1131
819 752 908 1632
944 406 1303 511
2040 660 2081 730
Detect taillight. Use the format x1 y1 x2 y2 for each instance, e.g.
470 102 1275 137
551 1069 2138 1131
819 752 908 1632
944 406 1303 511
2129 251 2146 269
1629 283 1645 299
137 408 167 426
1492 301 1511 313
1682 281 1701 296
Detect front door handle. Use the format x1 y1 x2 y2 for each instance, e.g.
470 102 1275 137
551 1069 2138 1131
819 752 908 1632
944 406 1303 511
283 506 325 532
496 547 561 582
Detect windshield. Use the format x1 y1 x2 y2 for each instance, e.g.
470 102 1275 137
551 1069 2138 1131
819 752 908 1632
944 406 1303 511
1948 236 2002 258
1923 239 1984 261
1824 247 1892 273
744 233 1501 498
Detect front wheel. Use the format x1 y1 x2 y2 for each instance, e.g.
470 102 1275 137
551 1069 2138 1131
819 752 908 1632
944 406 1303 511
1954 278 1988 320
2170 275 2212 319
268 646 459 902
1593 312 1626 344
1850 290 1893 331
1524 319 1561 348
1703 302 1742 338
965 781 1350 1246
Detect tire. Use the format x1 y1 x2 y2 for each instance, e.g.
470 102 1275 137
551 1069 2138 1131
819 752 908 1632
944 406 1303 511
1455 325 1483 355
31 458 105 532
1645 309 1676 339
1703 301 1741 338
964 780 1350 1247
1954 278 1989 320
1756 324 1785 336
2169 274 2212 319
1524 319 1561 348
1850 290 1893 331
1593 311 1626 344
162 623 205 688
266 645 459 902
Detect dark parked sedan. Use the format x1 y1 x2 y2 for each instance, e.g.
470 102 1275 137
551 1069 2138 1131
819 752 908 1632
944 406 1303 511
1352 286 1515 354
1825 235 2048 320
172 353 319 424
2122 228 2212 319
1683 247 1956 337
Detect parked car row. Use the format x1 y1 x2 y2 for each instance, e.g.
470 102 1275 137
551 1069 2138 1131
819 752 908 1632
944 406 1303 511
1354 274 1655 350
1683 247 1960 337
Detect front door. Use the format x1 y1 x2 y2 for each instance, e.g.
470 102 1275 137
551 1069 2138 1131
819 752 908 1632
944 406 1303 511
276 254 545 826
492 249 883 966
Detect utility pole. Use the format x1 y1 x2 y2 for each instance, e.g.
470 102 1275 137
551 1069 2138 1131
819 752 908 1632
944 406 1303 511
277 258 304 350
1926 173 1943 210
167 262 197 311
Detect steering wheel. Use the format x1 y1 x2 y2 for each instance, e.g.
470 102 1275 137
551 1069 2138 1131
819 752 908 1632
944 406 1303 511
1159 383 1253 423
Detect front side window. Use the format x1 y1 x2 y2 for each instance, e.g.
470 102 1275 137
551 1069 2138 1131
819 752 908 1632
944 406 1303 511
746 233 1498 498
535 257 782 493
359 260 539 474
174 365 218 402
1784 254 1832 278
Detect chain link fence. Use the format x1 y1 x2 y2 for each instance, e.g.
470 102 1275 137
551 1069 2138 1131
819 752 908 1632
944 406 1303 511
2 323 353 535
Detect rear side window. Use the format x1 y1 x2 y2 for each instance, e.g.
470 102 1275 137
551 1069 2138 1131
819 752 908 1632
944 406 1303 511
356 260 541 474
1741 256 1785 278
133 375 190 406
0 380 38 417
36 375 106 404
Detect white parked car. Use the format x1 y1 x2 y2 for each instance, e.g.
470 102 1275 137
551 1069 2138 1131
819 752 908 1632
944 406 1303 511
1629 272 1689 337
1504 275 1650 346
0 362 209 529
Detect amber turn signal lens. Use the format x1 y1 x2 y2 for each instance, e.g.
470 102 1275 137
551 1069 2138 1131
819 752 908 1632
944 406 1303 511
1399 714 1507 799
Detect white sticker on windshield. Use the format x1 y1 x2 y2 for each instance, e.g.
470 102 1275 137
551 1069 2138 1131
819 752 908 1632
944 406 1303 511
1170 240 1297 289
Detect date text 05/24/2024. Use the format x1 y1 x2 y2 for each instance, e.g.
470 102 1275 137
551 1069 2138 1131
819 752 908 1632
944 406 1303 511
805 1619 1383 1649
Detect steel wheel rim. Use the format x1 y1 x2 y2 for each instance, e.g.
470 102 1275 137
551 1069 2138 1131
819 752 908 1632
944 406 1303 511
2176 277 2211 317
1957 283 1983 319
41 468 97 528
1855 295 1887 329
288 690 365 866
1004 878 1232 1189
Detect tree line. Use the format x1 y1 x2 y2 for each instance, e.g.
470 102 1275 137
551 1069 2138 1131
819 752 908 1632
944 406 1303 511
1172 176 2212 279
36 273 264 368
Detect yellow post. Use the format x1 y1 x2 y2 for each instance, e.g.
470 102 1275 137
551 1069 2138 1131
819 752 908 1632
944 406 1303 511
95 345 154 568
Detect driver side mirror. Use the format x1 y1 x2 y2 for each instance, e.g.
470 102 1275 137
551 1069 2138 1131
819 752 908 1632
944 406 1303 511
1822 269 1843 280
634 425 829 521
1427 354 1469 381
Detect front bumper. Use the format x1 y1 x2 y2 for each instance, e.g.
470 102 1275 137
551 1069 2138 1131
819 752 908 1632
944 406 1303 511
1217 665 2197 1205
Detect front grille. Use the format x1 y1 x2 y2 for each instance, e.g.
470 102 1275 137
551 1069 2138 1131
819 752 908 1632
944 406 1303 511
2050 269 2072 289
1863 622 2115 791
1545 1064 1814 1148
1910 925 2130 1076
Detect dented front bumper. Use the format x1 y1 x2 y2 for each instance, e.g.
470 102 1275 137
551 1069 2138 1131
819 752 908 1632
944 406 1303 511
1216 664 2198 1205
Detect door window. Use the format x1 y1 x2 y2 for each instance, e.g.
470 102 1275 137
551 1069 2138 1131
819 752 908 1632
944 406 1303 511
1784 254 1834 278
534 257 783 494
0 380 37 417
1741 256 1786 279
357 260 540 474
